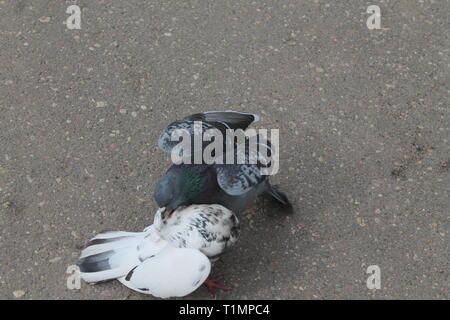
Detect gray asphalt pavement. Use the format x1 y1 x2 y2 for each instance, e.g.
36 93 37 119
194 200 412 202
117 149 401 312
0 0 448 299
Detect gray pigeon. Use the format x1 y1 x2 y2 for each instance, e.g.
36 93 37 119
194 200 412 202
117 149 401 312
154 111 292 215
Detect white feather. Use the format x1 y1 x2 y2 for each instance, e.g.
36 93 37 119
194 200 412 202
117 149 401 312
118 246 211 298
77 205 238 297
154 204 238 258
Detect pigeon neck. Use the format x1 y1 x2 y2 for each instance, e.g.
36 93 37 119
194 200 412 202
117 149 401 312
180 168 203 202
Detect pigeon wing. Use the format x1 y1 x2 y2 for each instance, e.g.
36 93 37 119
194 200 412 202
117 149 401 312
118 246 211 298
157 111 259 156
214 134 274 196
185 110 259 130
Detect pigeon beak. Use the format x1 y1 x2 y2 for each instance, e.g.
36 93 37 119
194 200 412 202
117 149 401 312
163 207 175 218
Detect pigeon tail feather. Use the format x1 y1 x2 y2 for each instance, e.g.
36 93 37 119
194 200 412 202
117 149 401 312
76 229 161 283
265 184 293 214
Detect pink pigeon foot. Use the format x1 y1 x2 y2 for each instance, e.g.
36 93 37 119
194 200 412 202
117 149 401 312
204 276 231 295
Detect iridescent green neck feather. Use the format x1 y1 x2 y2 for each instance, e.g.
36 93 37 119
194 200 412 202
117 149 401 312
180 168 204 203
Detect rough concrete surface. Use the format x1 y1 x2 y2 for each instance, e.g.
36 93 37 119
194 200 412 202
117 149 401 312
0 0 448 299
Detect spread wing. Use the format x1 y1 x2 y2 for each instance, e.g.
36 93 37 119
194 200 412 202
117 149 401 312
157 111 259 160
214 134 275 196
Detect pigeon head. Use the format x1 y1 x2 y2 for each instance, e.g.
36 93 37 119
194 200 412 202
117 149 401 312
154 168 204 217
154 175 180 216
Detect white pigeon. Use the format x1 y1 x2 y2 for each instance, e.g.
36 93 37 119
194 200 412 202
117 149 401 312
76 204 239 298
